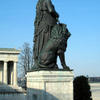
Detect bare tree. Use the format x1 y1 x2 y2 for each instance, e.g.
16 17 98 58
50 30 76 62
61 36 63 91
18 42 33 89
19 42 33 77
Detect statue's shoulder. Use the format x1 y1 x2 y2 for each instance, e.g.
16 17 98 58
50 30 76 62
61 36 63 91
52 23 66 31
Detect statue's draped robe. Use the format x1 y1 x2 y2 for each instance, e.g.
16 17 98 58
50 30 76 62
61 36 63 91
33 0 59 64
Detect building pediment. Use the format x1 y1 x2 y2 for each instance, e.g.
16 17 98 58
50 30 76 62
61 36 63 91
0 48 21 62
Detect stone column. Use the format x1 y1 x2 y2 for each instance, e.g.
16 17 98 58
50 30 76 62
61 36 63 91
4 61 7 84
13 62 17 86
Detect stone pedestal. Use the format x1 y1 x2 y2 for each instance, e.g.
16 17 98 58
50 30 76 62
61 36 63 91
27 70 74 100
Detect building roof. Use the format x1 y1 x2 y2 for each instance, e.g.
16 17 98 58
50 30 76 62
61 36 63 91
0 48 19 51
0 48 21 54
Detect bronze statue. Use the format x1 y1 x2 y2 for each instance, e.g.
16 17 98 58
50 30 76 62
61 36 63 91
32 0 71 70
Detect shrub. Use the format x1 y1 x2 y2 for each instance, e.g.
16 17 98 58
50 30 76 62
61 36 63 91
74 76 92 100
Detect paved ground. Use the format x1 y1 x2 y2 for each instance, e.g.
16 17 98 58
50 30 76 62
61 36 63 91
90 83 100 100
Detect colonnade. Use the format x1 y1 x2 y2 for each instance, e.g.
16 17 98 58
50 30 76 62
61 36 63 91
0 61 17 86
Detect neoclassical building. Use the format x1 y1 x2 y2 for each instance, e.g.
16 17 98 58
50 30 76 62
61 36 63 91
0 48 20 86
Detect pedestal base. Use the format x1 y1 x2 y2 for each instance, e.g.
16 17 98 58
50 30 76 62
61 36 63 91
26 70 74 100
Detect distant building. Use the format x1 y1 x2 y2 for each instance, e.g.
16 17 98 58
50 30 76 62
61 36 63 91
0 48 20 86
89 77 100 83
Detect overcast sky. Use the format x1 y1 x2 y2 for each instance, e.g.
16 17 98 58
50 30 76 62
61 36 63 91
0 0 100 76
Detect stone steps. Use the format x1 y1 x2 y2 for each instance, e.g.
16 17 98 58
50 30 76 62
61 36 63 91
0 85 26 93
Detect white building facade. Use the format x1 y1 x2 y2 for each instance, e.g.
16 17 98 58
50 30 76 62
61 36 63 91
0 48 20 86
